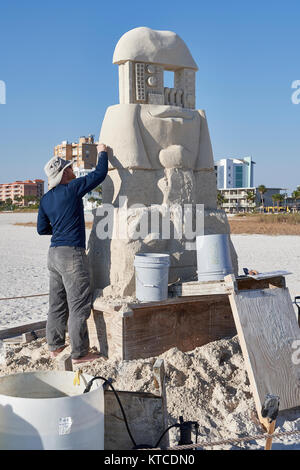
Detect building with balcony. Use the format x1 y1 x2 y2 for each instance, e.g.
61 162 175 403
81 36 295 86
218 187 284 213
0 179 44 205
54 135 98 170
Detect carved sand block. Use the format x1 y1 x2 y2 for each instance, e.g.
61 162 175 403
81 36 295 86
88 27 238 296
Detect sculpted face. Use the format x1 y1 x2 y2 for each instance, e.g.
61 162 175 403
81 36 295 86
139 105 200 170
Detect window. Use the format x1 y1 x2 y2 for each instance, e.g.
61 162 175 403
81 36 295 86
164 70 174 88
235 166 243 188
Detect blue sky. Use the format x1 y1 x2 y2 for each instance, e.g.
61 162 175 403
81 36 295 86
0 0 299 193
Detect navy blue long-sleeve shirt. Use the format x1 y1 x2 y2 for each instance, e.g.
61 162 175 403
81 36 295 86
37 151 108 248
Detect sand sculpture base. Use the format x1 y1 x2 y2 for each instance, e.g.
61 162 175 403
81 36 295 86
87 275 286 361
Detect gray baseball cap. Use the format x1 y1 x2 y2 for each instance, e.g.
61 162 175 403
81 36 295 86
44 156 74 190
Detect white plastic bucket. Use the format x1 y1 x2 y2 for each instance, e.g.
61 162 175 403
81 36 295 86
196 234 233 281
0 371 104 450
134 253 170 302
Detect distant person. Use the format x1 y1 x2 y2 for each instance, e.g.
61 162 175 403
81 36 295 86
37 143 108 364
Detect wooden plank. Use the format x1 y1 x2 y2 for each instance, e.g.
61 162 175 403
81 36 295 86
0 321 47 340
94 294 230 314
2 335 23 344
153 359 169 448
128 294 231 311
229 287 300 413
153 359 165 396
168 275 286 298
169 280 231 297
56 353 73 371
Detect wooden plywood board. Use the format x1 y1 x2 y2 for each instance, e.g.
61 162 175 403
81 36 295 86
229 287 300 413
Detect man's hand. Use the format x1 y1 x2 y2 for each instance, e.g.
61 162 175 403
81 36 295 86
97 143 107 153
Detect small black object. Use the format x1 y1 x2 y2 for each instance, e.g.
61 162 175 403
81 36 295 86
178 416 199 447
30 330 38 340
261 394 280 422
295 296 300 327
243 268 249 276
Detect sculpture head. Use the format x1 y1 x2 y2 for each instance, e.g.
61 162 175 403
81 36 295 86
113 27 198 109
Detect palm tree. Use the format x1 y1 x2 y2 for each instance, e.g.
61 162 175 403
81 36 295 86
94 185 102 197
88 197 101 207
292 189 300 201
14 196 23 205
246 191 256 212
257 185 267 211
277 194 285 209
271 193 282 211
292 188 300 212
22 195 39 206
246 191 255 202
217 191 227 208
4 198 14 210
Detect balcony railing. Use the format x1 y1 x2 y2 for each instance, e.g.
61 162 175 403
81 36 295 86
222 202 256 208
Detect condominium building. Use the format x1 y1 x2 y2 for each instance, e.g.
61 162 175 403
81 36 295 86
54 135 98 170
0 179 44 205
215 156 255 189
219 187 283 213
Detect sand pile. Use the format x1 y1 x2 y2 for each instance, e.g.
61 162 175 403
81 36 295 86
0 336 275 447
1 335 299 449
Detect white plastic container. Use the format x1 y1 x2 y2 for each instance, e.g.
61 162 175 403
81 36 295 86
196 234 233 281
134 253 170 302
0 371 104 450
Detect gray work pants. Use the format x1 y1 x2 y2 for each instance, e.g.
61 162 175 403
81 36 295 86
47 246 92 359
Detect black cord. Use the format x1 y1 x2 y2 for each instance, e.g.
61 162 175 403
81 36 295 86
85 375 200 450
154 423 180 448
84 376 137 448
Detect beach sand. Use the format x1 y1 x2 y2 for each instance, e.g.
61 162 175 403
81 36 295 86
0 212 299 449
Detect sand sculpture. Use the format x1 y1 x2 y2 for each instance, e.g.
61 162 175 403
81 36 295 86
88 27 238 296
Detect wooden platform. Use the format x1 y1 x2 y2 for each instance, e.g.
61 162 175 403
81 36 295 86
88 275 286 361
